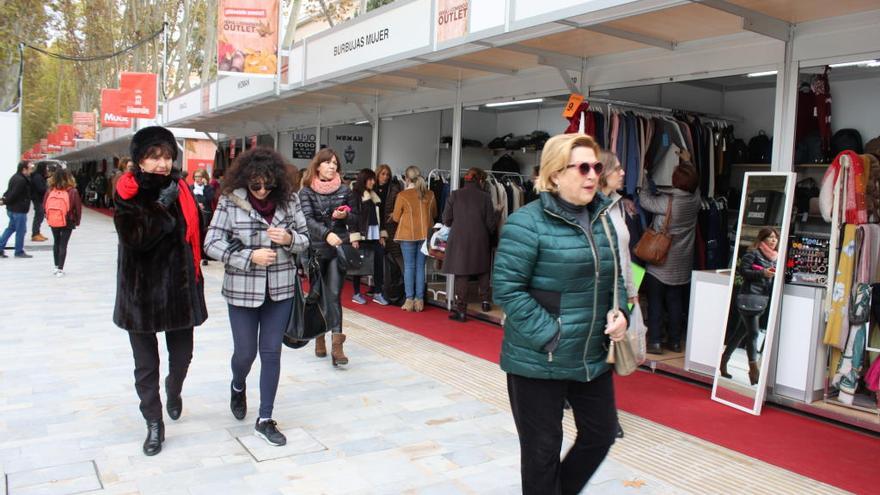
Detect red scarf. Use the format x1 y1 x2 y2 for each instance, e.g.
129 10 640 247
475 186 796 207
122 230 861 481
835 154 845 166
116 173 202 279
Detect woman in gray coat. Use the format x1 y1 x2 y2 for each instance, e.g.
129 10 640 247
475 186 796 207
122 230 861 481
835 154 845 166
442 168 497 322
205 147 309 447
638 155 701 354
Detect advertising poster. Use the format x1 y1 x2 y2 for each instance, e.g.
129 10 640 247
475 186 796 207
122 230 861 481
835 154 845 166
217 0 279 77
119 72 158 118
291 130 317 159
57 124 76 148
46 132 62 152
326 125 372 172
101 89 133 128
72 111 96 140
436 0 469 43
184 139 218 184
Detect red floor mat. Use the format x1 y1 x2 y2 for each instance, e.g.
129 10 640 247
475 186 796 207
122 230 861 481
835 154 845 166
341 285 878 494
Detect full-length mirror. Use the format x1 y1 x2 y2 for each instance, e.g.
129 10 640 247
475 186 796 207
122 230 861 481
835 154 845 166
712 172 796 414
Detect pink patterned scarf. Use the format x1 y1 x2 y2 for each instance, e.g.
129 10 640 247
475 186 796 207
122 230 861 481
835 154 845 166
311 173 341 195
758 241 778 262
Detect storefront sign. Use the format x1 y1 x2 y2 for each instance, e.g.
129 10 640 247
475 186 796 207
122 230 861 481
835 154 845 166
216 75 275 107
291 131 317 159
470 0 505 33
282 45 305 86
101 89 133 128
436 0 468 43
46 132 62 152
168 88 203 122
56 124 76 148
217 0 279 77
511 0 639 26
326 125 372 171
72 111 96 140
305 0 431 83
119 72 158 118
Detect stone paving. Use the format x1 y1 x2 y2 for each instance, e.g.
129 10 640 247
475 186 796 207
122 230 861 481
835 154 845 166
0 210 848 494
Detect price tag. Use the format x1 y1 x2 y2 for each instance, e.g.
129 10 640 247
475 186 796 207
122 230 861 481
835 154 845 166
562 93 584 118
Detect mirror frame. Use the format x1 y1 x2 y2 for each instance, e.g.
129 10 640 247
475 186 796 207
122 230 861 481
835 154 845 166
711 171 797 415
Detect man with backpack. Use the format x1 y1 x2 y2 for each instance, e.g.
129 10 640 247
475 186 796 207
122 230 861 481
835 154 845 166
0 161 34 258
44 167 82 276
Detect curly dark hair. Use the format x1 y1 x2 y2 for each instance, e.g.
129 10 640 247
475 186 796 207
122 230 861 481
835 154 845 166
351 168 376 196
221 147 299 201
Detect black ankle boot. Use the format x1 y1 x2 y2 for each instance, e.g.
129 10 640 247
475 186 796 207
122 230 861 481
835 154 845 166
165 376 182 421
481 301 492 312
143 420 165 456
448 310 467 322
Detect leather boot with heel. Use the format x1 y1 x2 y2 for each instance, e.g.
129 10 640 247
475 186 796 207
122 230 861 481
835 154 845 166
748 361 760 385
314 334 327 358
165 376 183 421
143 420 165 456
331 333 348 367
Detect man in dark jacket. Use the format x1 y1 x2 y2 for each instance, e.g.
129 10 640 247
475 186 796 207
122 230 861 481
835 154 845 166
0 161 34 258
30 161 49 241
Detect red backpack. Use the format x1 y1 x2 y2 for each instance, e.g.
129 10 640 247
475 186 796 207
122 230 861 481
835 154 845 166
46 189 71 228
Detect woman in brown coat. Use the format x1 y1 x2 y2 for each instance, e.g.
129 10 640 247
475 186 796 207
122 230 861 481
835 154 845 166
391 165 437 312
442 168 497 321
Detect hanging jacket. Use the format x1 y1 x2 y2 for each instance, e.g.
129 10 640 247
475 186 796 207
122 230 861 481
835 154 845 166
493 192 629 382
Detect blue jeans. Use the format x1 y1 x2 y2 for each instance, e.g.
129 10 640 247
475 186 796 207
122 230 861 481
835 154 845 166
400 240 426 300
0 211 28 255
228 296 293 419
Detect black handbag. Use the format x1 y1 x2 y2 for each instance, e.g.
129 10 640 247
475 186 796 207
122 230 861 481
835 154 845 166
336 244 364 272
283 256 328 349
345 246 374 276
736 293 769 317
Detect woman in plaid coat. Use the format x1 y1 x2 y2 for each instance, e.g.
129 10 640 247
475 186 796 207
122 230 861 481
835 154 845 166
204 148 309 447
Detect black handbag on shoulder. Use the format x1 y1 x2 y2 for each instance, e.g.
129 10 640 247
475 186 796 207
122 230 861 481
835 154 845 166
283 256 328 349
336 244 364 272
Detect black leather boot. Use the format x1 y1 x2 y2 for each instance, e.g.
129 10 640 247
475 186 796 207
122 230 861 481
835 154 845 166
143 420 165 456
165 376 182 421
448 310 467 322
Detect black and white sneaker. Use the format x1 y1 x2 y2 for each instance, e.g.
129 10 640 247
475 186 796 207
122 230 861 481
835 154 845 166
230 382 247 420
254 419 287 446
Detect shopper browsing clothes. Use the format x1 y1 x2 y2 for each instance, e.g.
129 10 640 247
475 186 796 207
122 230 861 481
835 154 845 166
493 133 629 495
113 126 207 456
205 148 309 446
0 161 33 258
44 167 82 277
638 154 701 355
720 227 778 385
299 148 356 366
442 167 496 322
391 165 437 312
29 161 50 242
348 168 390 305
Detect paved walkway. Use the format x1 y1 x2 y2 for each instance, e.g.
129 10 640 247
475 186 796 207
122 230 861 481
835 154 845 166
0 210 849 494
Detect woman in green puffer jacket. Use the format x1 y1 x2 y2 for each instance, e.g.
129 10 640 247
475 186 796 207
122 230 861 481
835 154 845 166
492 133 629 495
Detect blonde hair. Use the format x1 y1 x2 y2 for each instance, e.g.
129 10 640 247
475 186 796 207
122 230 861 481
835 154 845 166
535 133 601 194
404 165 427 199
598 150 622 190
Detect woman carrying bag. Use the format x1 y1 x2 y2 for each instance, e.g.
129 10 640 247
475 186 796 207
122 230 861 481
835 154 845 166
493 133 629 494
204 147 309 446
348 168 389 306
299 148 357 366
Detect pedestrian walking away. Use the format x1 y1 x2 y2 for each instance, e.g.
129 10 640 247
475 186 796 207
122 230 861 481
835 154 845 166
0 161 34 258
299 148 357 366
204 147 309 447
112 126 208 456
44 167 82 276
29 161 50 242
493 133 630 495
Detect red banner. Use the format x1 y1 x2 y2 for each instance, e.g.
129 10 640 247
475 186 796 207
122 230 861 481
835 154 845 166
119 72 158 118
57 124 76 147
46 132 62 152
101 89 133 128
72 111 97 140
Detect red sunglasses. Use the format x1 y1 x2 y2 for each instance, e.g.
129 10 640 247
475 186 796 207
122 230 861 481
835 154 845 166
566 161 604 176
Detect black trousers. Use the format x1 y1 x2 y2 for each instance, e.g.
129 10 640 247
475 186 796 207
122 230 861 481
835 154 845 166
352 241 385 294
317 256 345 333
723 311 760 362
507 371 617 495
128 329 194 421
51 227 73 269
644 273 688 345
453 273 490 311
31 201 45 236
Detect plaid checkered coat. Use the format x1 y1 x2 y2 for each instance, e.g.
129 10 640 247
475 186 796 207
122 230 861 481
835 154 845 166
204 188 309 307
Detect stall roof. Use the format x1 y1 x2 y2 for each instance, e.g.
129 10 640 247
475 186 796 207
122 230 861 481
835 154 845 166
163 0 880 134
53 128 219 163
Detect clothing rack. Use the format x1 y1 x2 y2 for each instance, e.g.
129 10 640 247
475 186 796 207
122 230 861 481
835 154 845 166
585 96 740 127
427 169 451 183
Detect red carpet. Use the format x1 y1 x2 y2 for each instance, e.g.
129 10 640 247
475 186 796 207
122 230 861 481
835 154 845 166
341 286 878 495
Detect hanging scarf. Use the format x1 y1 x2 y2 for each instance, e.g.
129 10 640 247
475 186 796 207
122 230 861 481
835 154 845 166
247 194 276 224
116 172 202 279
819 151 866 224
311 173 341 195
758 242 778 262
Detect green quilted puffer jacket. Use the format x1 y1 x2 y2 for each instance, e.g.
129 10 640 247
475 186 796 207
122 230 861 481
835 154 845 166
492 191 629 382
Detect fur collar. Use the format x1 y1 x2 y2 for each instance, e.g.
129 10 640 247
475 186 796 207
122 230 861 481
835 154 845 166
362 190 381 204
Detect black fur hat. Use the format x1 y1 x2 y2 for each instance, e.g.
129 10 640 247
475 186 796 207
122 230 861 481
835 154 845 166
131 126 178 165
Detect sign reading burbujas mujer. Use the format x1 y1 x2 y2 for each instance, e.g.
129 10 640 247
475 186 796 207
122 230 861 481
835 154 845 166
305 0 431 83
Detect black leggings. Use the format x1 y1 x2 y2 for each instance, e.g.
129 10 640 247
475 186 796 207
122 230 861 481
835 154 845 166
352 241 385 294
317 256 345 333
51 227 73 269
723 311 760 362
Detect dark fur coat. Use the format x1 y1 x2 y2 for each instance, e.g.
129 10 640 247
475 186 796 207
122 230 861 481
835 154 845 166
113 171 208 333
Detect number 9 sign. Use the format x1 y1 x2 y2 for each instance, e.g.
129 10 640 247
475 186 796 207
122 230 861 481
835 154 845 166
562 93 584 118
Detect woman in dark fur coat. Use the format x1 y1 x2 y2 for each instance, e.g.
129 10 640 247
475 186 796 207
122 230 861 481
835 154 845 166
113 126 207 457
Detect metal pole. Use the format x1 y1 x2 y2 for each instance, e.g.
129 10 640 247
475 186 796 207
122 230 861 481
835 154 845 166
162 20 169 104
315 106 322 149
445 80 463 311
371 94 379 170
18 43 24 157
